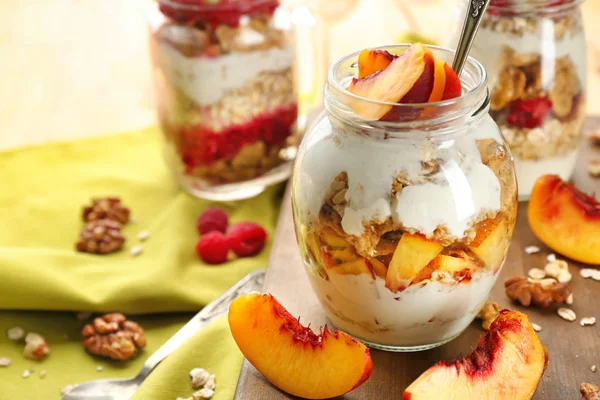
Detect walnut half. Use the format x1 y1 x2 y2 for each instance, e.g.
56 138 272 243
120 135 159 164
581 382 600 400
504 276 572 307
81 313 146 361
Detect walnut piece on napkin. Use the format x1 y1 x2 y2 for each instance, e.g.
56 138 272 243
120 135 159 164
82 197 130 224
81 313 146 361
76 219 124 254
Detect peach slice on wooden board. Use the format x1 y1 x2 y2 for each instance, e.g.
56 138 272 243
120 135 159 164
228 293 373 400
402 310 548 400
385 233 443 292
348 43 432 120
468 215 508 271
357 49 396 79
528 174 600 264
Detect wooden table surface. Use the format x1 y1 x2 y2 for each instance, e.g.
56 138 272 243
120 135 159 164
235 117 600 400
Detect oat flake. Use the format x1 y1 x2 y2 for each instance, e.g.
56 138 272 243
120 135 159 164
525 245 541 254
580 268 596 279
566 294 574 305
547 253 557 262
7 326 24 341
580 317 596 327
0 357 11 367
129 245 143 257
592 365 598 373
557 307 576 321
22 370 30 378
137 230 150 241
532 323 542 332
39 370 47 378
528 268 546 280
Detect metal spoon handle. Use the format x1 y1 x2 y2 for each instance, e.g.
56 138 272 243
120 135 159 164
137 269 265 379
452 0 491 76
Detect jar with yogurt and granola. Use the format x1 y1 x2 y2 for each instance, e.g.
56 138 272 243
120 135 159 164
291 44 518 351
148 0 298 200
461 0 586 199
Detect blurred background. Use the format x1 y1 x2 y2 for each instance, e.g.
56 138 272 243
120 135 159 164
1 0 599 150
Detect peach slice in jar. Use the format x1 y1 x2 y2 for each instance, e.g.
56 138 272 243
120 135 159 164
468 215 508 271
228 293 373 399
528 174 600 264
402 310 548 400
357 49 397 79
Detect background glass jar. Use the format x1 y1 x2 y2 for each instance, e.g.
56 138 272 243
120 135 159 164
459 0 586 200
148 0 298 201
291 45 518 351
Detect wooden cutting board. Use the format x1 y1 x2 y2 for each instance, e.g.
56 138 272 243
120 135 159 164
234 117 600 400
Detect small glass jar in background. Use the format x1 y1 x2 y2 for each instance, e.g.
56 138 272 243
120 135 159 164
461 0 587 200
148 0 298 201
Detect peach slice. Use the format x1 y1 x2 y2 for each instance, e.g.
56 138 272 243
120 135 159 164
330 258 373 276
319 228 349 248
304 230 323 265
229 293 373 399
428 59 447 103
386 233 443 292
398 47 435 104
528 175 600 264
329 247 358 262
367 256 388 279
357 49 396 79
468 215 508 270
402 310 548 400
348 43 432 120
429 254 477 274
441 62 462 100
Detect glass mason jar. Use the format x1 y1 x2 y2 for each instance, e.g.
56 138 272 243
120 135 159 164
462 0 586 200
148 0 298 201
291 45 518 351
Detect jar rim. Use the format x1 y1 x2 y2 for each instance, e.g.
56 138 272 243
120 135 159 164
487 0 584 14
157 0 279 12
325 44 489 134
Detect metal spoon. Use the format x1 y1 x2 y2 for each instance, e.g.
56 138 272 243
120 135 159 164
61 269 265 400
452 0 492 76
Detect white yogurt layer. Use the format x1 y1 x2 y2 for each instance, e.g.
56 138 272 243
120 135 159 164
514 148 578 200
470 23 587 89
155 43 295 106
309 268 499 346
295 115 502 239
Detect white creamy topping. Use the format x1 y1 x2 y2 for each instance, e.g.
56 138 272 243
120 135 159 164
155 43 295 106
296 115 502 239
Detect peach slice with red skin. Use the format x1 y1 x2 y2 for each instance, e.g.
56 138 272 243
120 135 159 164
528 174 600 264
228 293 373 399
402 310 548 400
357 49 396 79
468 215 508 271
441 62 462 100
428 59 447 102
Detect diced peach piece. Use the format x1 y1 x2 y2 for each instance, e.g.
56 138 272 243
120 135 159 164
427 59 447 102
385 233 443 292
399 47 435 104
320 247 337 270
528 175 600 264
402 310 548 400
357 49 396 79
229 293 373 399
468 215 508 270
366 256 388 279
348 43 431 120
330 258 373 276
329 247 358 263
319 228 349 248
429 254 476 274
441 62 462 100
304 230 323 265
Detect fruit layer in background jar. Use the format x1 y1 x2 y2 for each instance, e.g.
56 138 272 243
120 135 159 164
463 0 587 199
148 0 298 199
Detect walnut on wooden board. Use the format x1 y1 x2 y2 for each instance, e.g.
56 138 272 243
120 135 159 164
504 276 572 307
476 301 502 331
76 220 125 254
82 197 130 224
581 383 600 400
81 313 147 361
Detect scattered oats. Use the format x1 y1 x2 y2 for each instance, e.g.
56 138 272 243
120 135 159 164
557 307 577 322
532 323 542 332
580 317 596 327
130 217 138 224
538 277 558 289
76 311 92 321
61 385 77 395
204 374 216 391
137 230 150 241
28 367 35 373
547 253 557 262
557 270 572 283
39 370 46 379
581 268 596 279
96 365 103 372
22 370 30 378
525 245 541 254
566 293 574 305
190 368 210 389
193 388 214 400
129 245 143 257
592 270 600 281
589 160 600 177
0 357 11 367
7 326 24 341
528 268 546 280
592 365 597 373
544 260 571 282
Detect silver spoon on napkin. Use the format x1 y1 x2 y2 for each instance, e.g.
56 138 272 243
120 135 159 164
62 269 265 400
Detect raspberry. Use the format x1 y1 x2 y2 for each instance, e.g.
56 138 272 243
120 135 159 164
227 222 267 257
197 207 229 235
506 97 553 129
195 231 229 264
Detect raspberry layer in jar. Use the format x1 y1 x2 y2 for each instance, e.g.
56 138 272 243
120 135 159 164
148 0 297 200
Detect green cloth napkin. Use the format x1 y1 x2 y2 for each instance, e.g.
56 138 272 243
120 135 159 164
0 311 242 400
0 127 283 313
